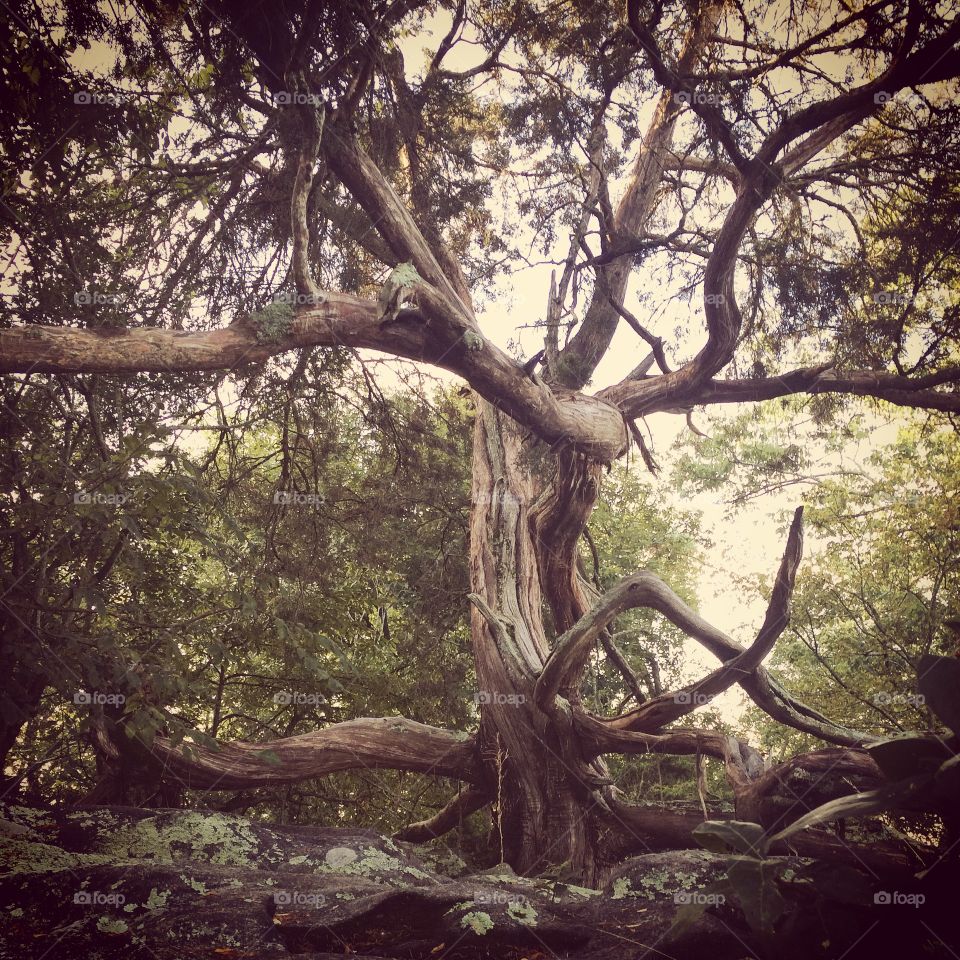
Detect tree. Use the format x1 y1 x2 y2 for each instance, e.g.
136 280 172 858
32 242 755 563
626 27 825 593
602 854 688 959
2 0 960 886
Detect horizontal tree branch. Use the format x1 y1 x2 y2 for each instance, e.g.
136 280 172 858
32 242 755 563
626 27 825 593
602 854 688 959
602 363 960 417
145 717 481 791
733 747 884 833
605 798 912 872
692 365 960 413
0 297 629 460
573 714 764 789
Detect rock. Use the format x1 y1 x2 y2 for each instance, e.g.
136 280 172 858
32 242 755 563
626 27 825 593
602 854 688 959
0 802 947 960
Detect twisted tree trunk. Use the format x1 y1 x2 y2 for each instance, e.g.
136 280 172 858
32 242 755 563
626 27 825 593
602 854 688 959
468 400 613 882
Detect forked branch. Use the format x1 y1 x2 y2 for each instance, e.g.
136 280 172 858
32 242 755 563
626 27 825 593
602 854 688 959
536 507 869 745
619 506 804 729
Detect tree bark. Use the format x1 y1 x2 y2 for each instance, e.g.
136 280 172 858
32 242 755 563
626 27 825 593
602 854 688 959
468 399 622 883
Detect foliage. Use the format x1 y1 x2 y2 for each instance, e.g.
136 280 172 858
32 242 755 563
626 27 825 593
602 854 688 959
673 656 960 957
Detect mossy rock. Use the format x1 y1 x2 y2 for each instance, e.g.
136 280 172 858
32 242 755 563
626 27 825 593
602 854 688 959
0 803 935 960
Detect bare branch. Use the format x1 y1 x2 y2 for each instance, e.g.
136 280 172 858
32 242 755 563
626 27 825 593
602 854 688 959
147 717 481 791
608 297 672 374
574 714 763 789
618 507 804 730
322 125 472 313
690 365 960 414
552 1 724 388
287 78 325 301
535 523 872 746
393 784 491 842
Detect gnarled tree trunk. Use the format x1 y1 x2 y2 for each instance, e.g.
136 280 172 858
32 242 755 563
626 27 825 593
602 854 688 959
469 400 612 882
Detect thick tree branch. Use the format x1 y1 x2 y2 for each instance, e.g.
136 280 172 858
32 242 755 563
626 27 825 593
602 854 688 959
0 299 629 460
611 12 960 414
626 0 749 173
604 357 960 419
536 528 871 746
618 506 803 730
287 77 325 301
537 509 802 715
146 717 481 791
691 365 960 413
573 714 764 789
605 798 911 871
322 125 472 313
392 784 491 842
733 747 884 832
553 1 723 388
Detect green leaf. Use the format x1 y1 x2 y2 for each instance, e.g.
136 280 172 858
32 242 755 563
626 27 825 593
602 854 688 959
726 857 788 935
768 779 924 846
866 735 953 781
691 820 768 857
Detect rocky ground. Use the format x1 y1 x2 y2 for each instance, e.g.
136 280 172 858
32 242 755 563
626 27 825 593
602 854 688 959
0 803 953 959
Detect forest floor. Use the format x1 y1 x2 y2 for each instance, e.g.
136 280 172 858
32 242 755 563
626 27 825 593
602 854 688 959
0 802 952 959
